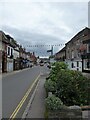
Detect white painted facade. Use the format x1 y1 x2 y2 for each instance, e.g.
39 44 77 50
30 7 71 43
13 47 19 59
65 59 82 72
7 58 13 72
7 45 14 72
50 58 56 63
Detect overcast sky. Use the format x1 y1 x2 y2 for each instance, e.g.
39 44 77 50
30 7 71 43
0 0 89 57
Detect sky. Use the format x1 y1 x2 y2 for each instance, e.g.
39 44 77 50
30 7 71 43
0 0 89 57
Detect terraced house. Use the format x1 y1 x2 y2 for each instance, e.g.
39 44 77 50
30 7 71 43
82 39 90 73
65 27 90 72
0 31 8 73
6 35 16 72
55 46 66 61
0 31 37 73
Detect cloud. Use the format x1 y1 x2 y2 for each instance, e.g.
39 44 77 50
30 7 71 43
2 25 65 56
0 1 88 56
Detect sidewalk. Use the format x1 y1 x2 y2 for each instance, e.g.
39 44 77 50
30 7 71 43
2 67 31 77
24 76 46 118
82 72 90 79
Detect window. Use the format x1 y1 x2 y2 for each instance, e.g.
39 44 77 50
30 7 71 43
7 47 10 55
83 59 90 70
77 61 79 67
87 61 90 69
71 62 74 68
71 50 74 58
88 44 90 53
11 48 13 56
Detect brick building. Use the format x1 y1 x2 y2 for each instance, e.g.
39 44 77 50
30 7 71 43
55 47 66 61
82 39 90 73
65 27 90 72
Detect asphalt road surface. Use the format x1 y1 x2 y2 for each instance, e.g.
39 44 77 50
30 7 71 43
2 65 49 118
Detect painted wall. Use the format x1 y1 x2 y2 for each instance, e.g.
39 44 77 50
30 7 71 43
7 58 13 72
65 60 82 72
14 50 19 59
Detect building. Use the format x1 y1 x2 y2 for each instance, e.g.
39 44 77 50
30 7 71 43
65 27 90 72
0 32 2 73
30 52 37 64
13 43 20 70
19 46 31 69
55 47 66 61
82 39 90 73
0 50 1 73
19 45 26 69
5 35 17 72
0 30 35 72
0 31 8 73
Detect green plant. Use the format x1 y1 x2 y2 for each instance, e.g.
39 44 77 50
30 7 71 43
56 70 90 106
44 79 57 93
50 62 68 76
45 61 90 106
45 95 63 111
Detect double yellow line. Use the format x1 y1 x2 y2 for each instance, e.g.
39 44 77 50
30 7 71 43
9 74 40 119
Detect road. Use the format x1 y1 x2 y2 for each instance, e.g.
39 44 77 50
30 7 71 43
2 65 49 118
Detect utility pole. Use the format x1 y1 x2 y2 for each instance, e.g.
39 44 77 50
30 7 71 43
51 45 53 56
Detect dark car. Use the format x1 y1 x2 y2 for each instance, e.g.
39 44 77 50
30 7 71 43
40 62 44 66
47 63 51 69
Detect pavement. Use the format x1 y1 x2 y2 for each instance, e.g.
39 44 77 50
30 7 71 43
25 76 46 118
21 69 90 119
22 66 50 119
24 74 90 119
82 72 90 79
2 67 31 77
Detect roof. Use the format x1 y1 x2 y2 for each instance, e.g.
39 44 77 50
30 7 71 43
65 27 90 45
0 31 9 43
5 34 18 48
55 46 66 55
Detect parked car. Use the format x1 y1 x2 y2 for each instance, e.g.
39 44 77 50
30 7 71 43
40 62 44 66
27 61 34 67
47 63 51 69
39 60 44 66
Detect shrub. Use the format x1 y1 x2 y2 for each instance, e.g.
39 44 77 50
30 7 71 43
50 62 68 76
56 70 90 106
45 61 90 106
44 79 57 93
45 95 63 111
